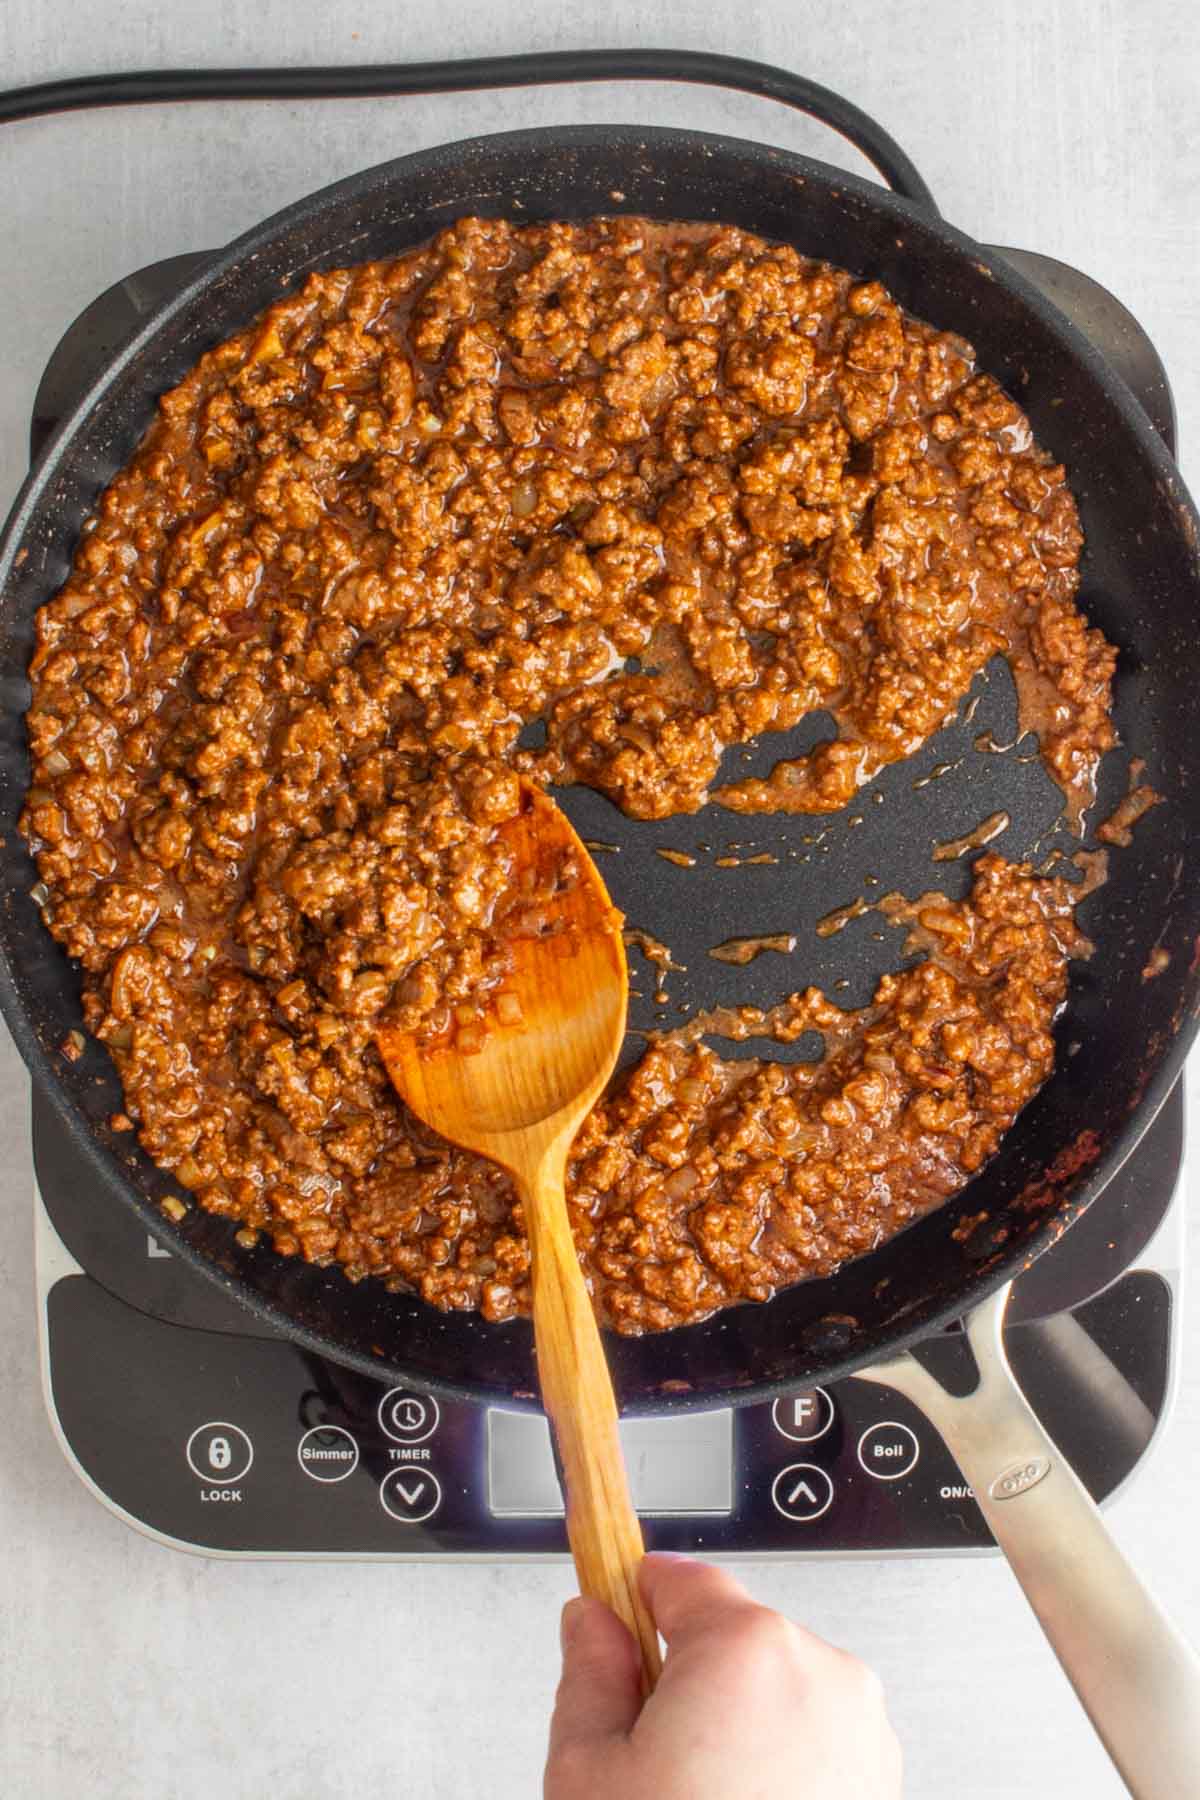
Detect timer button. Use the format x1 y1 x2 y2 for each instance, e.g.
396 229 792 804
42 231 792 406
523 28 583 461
378 1389 439 1444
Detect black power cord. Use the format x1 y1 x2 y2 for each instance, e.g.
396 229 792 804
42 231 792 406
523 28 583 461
0 47 938 214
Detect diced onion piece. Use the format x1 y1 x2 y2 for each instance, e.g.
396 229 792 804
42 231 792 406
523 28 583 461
664 1165 700 1199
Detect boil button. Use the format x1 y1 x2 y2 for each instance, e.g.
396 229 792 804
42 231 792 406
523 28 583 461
380 1467 443 1524
857 1421 920 1481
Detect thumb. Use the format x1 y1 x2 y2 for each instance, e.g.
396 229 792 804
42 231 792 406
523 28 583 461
547 1595 642 1762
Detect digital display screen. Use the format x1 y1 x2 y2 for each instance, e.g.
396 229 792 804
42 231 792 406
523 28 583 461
487 1407 733 1516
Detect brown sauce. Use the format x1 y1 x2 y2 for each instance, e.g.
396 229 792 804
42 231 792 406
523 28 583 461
816 896 872 938
1097 759 1162 848
932 810 1011 862
708 933 797 965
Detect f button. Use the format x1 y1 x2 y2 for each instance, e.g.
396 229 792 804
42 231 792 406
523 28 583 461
771 1389 835 1444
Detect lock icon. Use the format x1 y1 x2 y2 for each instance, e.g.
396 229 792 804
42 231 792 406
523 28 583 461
186 1422 253 1485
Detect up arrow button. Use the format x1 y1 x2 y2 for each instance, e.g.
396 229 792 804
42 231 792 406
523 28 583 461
771 1463 835 1523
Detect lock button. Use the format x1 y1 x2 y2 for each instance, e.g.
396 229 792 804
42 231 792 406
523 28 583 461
186 1422 254 1485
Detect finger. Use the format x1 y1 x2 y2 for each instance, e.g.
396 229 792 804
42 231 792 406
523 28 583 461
547 1594 642 1763
639 1553 762 1648
641 1554 843 1664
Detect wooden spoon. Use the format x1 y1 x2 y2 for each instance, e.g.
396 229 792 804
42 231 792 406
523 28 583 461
376 778 662 1693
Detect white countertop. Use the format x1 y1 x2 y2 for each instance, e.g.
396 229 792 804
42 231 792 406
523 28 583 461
1 4 1199 1796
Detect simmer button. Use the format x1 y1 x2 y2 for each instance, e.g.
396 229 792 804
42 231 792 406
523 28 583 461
297 1425 359 1484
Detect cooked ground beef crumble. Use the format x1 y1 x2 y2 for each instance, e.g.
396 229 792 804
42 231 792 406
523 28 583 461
22 216 1117 1332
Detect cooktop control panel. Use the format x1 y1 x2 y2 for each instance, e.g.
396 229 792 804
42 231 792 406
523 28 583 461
38 1080 1178 1558
41 1243 1173 1558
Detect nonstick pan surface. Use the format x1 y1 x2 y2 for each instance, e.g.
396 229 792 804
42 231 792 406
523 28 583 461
1 121 1199 1410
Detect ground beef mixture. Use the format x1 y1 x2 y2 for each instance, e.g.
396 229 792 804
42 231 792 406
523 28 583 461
22 216 1118 1333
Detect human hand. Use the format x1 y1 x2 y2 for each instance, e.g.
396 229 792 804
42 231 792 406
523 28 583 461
545 1553 902 1799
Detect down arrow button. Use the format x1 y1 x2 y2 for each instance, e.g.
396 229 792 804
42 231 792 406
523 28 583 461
380 1466 443 1524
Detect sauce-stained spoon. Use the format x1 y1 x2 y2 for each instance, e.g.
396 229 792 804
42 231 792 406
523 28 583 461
377 778 661 1693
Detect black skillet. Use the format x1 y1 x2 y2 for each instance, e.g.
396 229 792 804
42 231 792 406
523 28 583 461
0 48 1196 1408
1 52 1200 1785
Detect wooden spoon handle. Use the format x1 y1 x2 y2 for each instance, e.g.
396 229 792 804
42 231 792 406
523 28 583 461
521 1161 662 1696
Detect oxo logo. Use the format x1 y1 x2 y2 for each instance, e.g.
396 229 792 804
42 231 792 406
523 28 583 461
988 1456 1051 1501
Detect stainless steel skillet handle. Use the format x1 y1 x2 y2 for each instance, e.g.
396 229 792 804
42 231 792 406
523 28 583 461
856 1283 1200 1800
